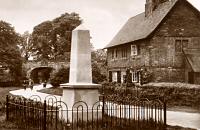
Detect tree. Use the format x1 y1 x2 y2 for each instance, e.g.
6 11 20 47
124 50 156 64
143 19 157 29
50 67 69 87
32 21 53 60
18 31 34 61
0 21 22 85
31 12 82 61
91 49 107 83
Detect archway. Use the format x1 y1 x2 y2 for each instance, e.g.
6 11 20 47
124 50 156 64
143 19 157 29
30 67 53 84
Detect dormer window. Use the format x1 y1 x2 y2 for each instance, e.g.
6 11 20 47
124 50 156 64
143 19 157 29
131 45 138 56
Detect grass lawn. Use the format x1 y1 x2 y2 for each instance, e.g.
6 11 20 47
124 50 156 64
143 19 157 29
38 87 63 96
0 86 23 130
0 87 21 103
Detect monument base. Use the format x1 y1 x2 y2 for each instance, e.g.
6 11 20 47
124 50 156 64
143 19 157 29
60 83 102 122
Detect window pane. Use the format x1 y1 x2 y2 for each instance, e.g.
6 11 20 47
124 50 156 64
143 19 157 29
111 49 114 59
131 45 138 55
112 72 117 82
182 40 188 48
122 48 127 58
132 71 138 82
115 49 118 58
175 40 182 53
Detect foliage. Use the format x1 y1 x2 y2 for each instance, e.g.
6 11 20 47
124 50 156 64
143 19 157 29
92 62 106 84
91 49 107 64
0 21 22 85
31 12 82 61
101 82 135 96
91 49 107 83
50 67 69 87
18 31 34 61
126 69 132 84
141 68 152 84
101 82 200 108
50 64 106 87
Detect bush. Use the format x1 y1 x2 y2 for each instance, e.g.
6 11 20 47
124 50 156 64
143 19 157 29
101 82 200 108
92 62 107 84
50 68 69 87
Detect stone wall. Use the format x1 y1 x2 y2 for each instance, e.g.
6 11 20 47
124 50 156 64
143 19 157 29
23 61 69 78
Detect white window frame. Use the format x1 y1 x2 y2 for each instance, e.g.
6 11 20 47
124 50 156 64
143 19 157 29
112 71 118 82
132 71 138 82
131 45 138 56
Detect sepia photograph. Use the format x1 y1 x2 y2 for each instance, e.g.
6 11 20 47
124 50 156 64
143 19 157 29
0 0 200 129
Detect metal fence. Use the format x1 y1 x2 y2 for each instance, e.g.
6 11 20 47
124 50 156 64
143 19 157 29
6 94 166 130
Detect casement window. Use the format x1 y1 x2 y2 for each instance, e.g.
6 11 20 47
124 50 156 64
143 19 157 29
121 71 126 83
131 45 138 56
182 40 189 48
111 49 118 59
132 71 139 82
115 49 118 58
111 49 115 59
175 39 189 53
122 48 127 58
110 71 121 83
112 71 118 82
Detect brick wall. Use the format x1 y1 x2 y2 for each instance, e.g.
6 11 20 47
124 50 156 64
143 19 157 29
155 0 200 37
107 0 200 83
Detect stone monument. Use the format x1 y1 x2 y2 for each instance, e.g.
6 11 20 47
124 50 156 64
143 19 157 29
60 24 101 121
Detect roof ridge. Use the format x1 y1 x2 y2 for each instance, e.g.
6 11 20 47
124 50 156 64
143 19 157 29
104 0 179 48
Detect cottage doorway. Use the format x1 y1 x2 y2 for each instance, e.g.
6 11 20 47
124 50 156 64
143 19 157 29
188 72 194 84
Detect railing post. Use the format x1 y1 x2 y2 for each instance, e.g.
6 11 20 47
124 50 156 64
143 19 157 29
43 100 47 130
55 106 58 130
164 101 167 129
6 95 9 121
23 98 26 128
102 92 105 128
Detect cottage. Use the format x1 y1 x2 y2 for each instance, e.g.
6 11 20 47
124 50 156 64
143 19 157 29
105 0 200 84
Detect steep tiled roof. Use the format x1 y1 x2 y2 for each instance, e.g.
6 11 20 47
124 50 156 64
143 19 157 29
105 0 178 48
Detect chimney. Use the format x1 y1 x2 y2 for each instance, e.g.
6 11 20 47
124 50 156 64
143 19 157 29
145 0 168 17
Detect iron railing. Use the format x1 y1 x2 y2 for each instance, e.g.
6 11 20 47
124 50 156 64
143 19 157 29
6 94 166 130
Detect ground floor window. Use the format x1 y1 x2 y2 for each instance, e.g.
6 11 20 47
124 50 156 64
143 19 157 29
121 71 126 83
109 70 140 83
131 71 139 82
112 71 118 82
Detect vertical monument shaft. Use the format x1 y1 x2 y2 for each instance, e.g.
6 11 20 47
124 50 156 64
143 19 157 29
69 26 92 84
61 24 101 121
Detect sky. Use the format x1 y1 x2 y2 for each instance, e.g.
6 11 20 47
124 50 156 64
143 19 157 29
0 0 200 49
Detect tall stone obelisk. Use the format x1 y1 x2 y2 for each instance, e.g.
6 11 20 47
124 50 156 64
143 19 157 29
60 24 101 120
69 24 92 84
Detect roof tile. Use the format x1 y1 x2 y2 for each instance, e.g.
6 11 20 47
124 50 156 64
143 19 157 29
105 0 178 48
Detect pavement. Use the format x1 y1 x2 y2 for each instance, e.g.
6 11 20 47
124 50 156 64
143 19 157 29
9 84 62 103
